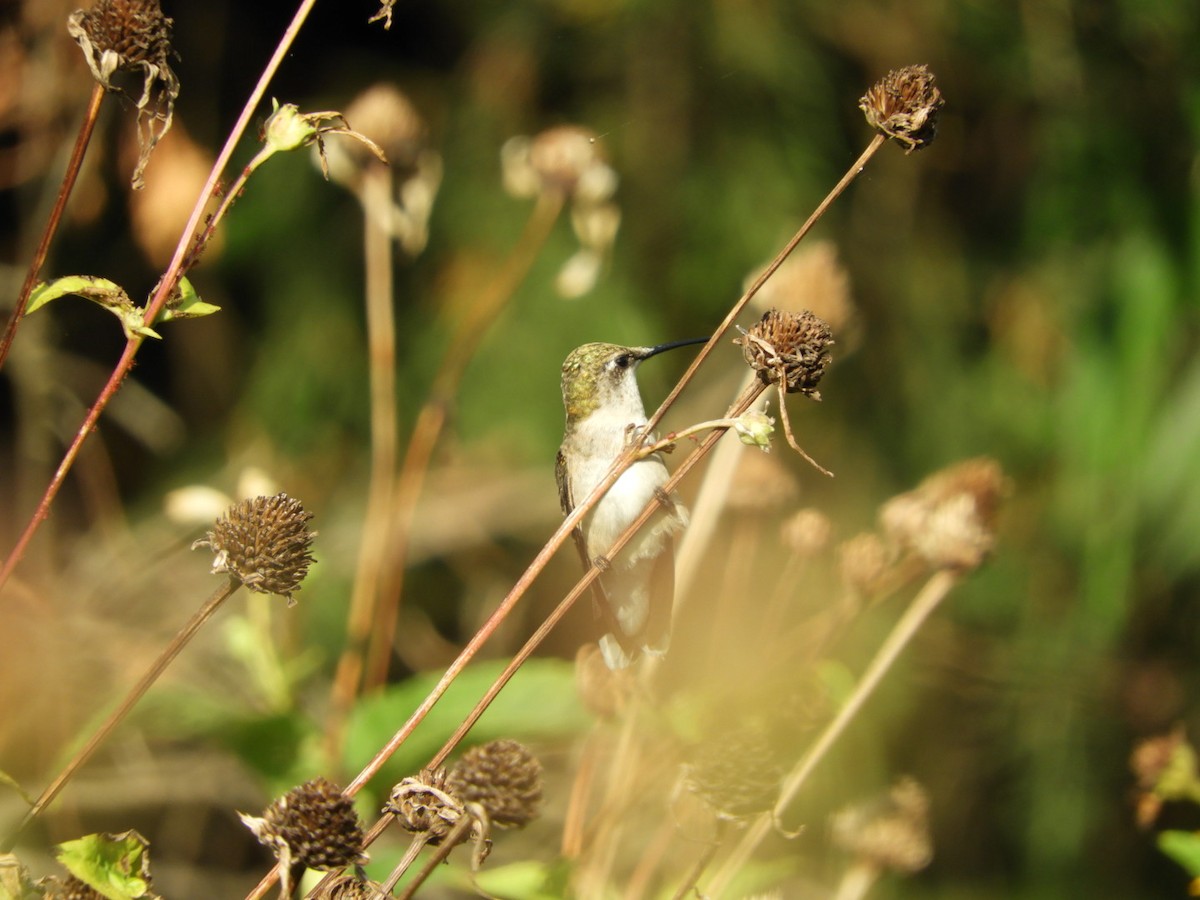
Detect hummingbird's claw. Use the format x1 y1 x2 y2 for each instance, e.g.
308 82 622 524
592 554 612 572
653 485 678 515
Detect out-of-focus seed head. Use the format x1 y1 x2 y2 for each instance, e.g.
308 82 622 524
737 309 834 398
68 0 179 190
839 532 891 597
240 777 366 878
447 740 543 830
683 721 787 821
310 872 385 900
859 64 945 154
831 778 933 874
781 507 832 558
385 768 467 844
1131 725 1200 828
746 241 856 338
726 449 800 515
192 493 316 604
879 458 1007 572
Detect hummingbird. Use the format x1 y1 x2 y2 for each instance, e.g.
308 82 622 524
556 337 708 669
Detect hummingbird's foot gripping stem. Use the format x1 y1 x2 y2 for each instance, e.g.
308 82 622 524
653 485 679 516
591 554 612 572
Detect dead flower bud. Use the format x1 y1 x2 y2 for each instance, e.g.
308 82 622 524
734 409 776 451
37 875 106 900
240 778 366 895
736 308 834 398
448 739 543 830
859 64 945 154
839 532 891 597
68 0 179 190
386 768 467 844
831 777 933 874
879 458 1007 572
309 873 385 900
192 493 316 604
256 100 386 180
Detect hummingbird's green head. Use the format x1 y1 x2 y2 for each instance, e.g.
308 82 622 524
560 337 709 422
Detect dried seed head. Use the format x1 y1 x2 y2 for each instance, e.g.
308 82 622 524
831 778 933 874
879 458 1007 571
68 0 179 190
240 778 366 875
343 83 427 171
839 532 891 596
192 493 316 603
38 875 105 900
501 126 617 202
781 508 832 558
859 64 945 154
448 740 543 829
737 309 834 398
385 767 467 844
1131 725 1198 828
310 872 385 900
726 449 800 514
683 723 787 821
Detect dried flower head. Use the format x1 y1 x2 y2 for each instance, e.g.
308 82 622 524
385 767 467 844
859 64 945 154
683 722 787 821
192 493 316 603
737 308 834 398
1130 725 1200 828
68 0 179 190
839 532 892 597
879 458 1007 571
831 777 933 873
447 740 543 830
781 508 832 558
37 875 105 900
310 872 385 900
240 778 365 894
726 449 800 514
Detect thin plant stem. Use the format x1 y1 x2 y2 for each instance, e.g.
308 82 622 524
3 577 240 848
0 83 106 374
375 832 432 897
325 165 400 766
669 821 726 900
365 189 565 690
0 0 322 596
704 569 960 897
394 816 474 900
832 860 880 900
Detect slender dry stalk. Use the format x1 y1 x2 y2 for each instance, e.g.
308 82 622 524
3 577 240 847
375 832 433 897
365 189 565 689
704 569 960 897
0 83 106 374
0 0 322 596
393 815 474 900
324 164 401 765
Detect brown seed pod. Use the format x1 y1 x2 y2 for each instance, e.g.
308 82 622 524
859 64 945 154
192 493 317 603
737 308 834 398
447 740 543 829
240 777 366 874
385 767 467 844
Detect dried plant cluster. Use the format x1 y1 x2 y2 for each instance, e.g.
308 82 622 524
0 3 1011 895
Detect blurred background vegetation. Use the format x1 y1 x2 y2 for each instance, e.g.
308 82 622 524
2 0 1199 897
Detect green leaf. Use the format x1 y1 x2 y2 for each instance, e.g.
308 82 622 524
1158 830 1200 878
156 277 221 324
55 831 157 900
26 276 161 341
344 658 591 794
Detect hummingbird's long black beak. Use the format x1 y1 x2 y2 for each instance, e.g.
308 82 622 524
636 336 710 361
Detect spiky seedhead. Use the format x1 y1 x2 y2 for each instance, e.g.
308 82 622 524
192 493 316 603
859 64 945 154
447 740 543 829
240 777 366 874
737 308 834 398
385 768 467 844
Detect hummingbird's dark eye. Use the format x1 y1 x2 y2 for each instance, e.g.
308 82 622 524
614 353 632 369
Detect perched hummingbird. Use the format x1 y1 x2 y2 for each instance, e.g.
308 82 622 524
556 338 707 669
